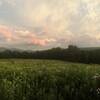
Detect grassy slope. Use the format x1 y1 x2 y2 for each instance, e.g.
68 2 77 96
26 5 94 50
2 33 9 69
0 59 100 100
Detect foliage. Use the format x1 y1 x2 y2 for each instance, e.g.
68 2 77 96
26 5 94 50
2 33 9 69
1 45 100 64
0 59 100 100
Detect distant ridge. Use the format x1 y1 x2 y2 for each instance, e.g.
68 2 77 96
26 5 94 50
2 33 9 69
0 47 25 52
80 47 100 51
0 46 100 52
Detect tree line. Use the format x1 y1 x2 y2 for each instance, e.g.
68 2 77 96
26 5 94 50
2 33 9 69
0 45 100 64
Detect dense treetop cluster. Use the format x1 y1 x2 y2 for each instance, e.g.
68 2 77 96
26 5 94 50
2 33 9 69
0 45 100 64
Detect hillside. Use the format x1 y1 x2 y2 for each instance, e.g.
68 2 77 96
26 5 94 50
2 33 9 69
0 46 100 64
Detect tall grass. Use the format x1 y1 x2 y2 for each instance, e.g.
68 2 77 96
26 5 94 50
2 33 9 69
0 59 100 100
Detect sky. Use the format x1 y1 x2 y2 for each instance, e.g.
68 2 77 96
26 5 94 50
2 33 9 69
0 0 100 50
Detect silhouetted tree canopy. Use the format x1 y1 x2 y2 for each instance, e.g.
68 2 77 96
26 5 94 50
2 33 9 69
0 45 100 64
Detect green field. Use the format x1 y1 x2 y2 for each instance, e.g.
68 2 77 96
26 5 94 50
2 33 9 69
0 59 100 100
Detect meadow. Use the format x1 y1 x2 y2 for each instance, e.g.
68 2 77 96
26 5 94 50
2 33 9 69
0 59 100 100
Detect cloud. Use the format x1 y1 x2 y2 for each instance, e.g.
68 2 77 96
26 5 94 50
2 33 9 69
0 1 2 6
0 0 100 49
0 25 13 41
15 29 56 46
15 30 32 37
30 38 56 46
2 0 16 6
0 24 56 47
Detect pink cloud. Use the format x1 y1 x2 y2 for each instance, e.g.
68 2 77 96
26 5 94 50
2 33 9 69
30 38 47 46
0 25 56 46
25 33 56 46
0 25 13 41
15 28 56 46
30 38 56 46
